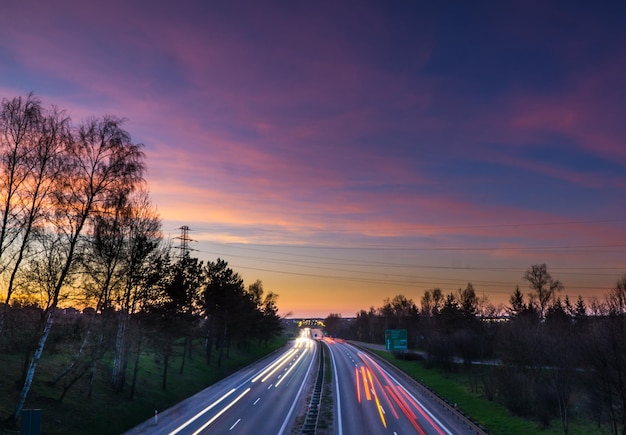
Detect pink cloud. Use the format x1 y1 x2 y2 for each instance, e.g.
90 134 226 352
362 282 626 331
2 0 624 311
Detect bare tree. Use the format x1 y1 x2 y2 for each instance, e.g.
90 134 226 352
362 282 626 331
0 94 40 268
543 298 578 434
52 189 142 394
110 189 162 392
607 274 626 315
584 275 626 434
9 115 144 423
523 264 563 320
1 106 69 335
0 95 71 335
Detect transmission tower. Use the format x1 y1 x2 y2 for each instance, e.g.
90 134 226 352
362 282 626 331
175 225 193 259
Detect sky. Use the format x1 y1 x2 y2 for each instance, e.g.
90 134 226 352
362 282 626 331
1 1 625 318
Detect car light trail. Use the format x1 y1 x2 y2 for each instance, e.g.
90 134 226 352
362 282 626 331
358 352 431 434
363 362 399 420
278 339 319 435
360 366 372 401
366 367 387 428
377 380 399 420
275 347 308 386
191 387 251 435
358 351 452 435
355 367 361 403
168 388 236 435
385 385 417 422
397 386 448 435
251 347 298 383
385 385 424 434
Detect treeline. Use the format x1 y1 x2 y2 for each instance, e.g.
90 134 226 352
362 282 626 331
0 94 282 425
325 264 626 434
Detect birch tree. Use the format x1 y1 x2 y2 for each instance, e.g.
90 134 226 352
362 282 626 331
0 94 40 269
1 104 69 333
111 189 162 392
52 190 131 394
9 115 144 424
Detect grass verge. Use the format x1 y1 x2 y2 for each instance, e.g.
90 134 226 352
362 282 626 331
0 337 288 435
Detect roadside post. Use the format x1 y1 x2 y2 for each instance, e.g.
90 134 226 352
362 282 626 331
20 409 41 435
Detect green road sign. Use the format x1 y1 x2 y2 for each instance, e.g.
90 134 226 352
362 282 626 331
385 329 407 351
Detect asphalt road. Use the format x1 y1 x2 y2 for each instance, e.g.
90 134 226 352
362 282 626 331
124 334 318 435
326 338 480 435
125 334 484 435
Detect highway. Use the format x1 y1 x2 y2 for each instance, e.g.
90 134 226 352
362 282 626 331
126 332 484 434
325 338 480 435
124 331 318 435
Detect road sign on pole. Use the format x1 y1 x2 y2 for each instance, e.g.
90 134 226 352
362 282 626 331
385 329 407 351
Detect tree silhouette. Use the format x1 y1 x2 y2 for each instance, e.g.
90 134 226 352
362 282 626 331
10 114 145 423
523 264 564 320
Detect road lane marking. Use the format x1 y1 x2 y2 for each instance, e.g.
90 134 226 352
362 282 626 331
275 348 308 387
277 339 318 435
192 387 251 435
327 342 343 435
252 348 298 383
229 419 241 430
253 398 260 405
168 388 236 435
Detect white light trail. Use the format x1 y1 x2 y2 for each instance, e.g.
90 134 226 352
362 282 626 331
275 348 308 386
192 388 251 435
168 388 236 435
251 348 298 383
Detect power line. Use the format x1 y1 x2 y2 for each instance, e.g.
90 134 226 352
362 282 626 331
188 218 626 234
221 262 616 292
184 228 626 295
196 247 623 279
192 246 622 292
199 242 625 273
196 237 626 252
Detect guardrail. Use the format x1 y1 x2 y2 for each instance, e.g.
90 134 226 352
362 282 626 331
301 343 325 434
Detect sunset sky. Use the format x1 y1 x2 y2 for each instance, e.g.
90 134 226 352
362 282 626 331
1 1 625 318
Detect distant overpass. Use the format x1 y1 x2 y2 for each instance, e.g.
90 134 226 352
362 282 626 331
283 318 326 339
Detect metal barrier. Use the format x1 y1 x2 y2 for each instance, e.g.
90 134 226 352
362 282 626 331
301 343 325 434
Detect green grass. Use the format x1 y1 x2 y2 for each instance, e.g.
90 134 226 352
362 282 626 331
371 351 600 435
0 337 288 435
1 339 602 435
